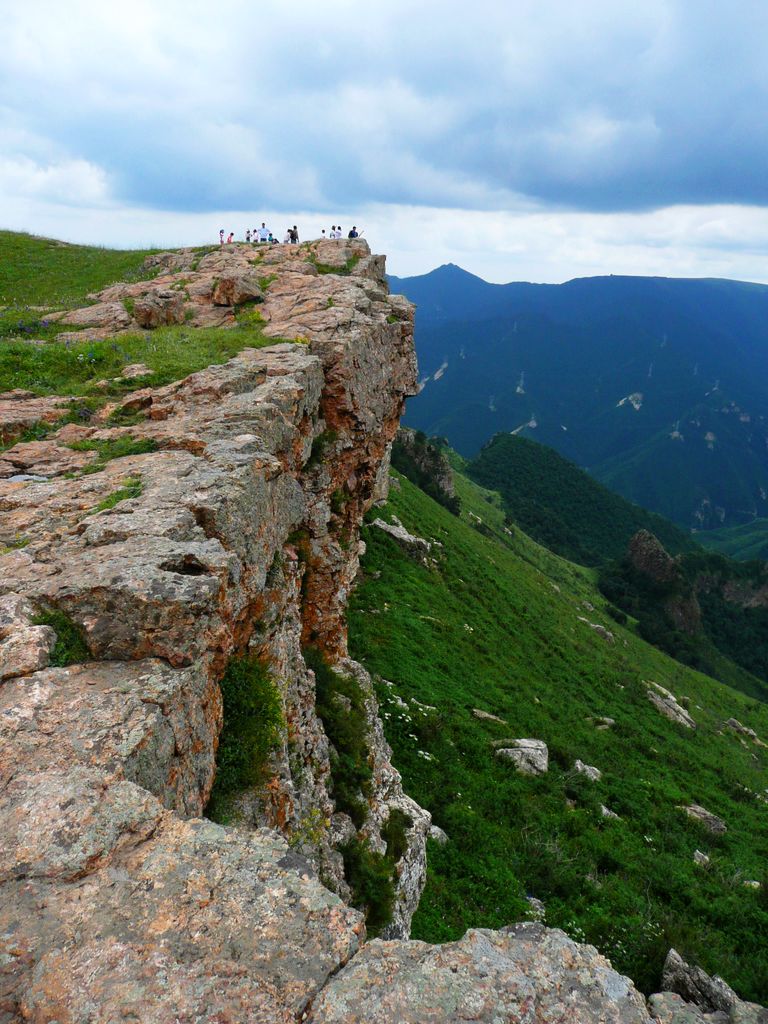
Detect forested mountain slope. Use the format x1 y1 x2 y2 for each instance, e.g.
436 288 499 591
391 266 768 532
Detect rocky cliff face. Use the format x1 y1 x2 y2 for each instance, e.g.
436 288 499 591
0 239 431 1019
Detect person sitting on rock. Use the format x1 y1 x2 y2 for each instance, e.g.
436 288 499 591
268 232 277 244
226 231 234 244
348 226 359 238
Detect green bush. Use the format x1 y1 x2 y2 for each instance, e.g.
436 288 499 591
206 655 283 822
341 837 396 936
32 609 89 666
305 647 372 827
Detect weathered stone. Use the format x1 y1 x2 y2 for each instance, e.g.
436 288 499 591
0 391 71 449
212 271 264 306
495 738 549 775
309 923 652 1024
647 682 696 729
429 824 449 845
661 949 739 1014
724 717 765 746
472 707 507 724
371 515 431 555
575 758 602 782
577 616 616 642
681 804 727 834
133 289 186 328
648 991 711 1024
0 593 54 683
55 301 133 331
601 804 622 820
693 849 710 867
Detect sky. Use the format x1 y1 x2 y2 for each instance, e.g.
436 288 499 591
2 0 768 283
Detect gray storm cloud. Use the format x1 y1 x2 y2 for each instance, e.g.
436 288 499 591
3 0 768 215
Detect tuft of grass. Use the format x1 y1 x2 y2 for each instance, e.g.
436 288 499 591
88 476 142 514
311 254 361 276
32 608 89 666
206 655 284 823
67 436 157 474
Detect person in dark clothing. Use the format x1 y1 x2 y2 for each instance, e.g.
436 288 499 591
348 226 359 238
289 225 299 244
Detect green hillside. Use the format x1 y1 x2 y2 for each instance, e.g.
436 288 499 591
466 433 696 564
349 469 768 1000
698 518 768 562
0 229 159 308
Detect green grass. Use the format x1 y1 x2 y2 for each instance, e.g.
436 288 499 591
88 476 142 513
206 655 283 824
306 647 373 828
32 609 90 666
349 470 768 1000
67 436 158 474
0 322 281 399
0 230 159 308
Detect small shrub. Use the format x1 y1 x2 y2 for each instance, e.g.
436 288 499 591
306 429 338 470
305 646 372 827
341 837 396 936
382 807 413 863
206 655 283 822
32 608 89 666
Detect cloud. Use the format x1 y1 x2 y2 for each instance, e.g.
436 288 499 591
4 0 768 216
2 1 768 284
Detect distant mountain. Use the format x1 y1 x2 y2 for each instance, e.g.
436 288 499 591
389 267 768 532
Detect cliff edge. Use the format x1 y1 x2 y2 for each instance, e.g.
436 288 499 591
0 239 664 1022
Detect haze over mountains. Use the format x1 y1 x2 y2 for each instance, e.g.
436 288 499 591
392 266 768 533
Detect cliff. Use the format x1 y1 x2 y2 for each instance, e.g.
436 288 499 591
0 239 720 1022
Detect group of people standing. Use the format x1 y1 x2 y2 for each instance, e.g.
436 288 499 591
218 223 363 246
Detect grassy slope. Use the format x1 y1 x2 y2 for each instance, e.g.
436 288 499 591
698 519 768 562
0 232 286 442
349 470 768 999
0 230 163 308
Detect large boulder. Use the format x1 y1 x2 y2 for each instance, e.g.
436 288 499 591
308 923 652 1024
681 804 727 835
495 739 549 775
133 288 186 328
647 683 696 729
212 272 264 306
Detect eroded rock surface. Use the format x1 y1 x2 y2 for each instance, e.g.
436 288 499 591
308 923 652 1024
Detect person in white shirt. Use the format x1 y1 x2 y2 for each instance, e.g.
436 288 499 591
283 229 291 243
258 223 270 243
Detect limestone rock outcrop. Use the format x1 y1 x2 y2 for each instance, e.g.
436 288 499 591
495 738 549 775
